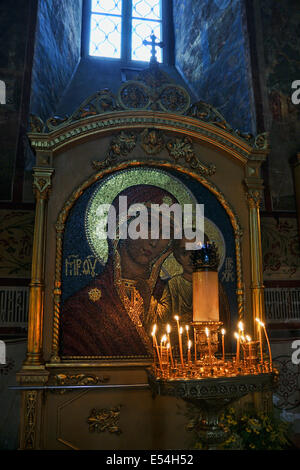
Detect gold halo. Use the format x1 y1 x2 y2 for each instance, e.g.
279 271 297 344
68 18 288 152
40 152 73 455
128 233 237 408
161 217 226 279
85 167 198 265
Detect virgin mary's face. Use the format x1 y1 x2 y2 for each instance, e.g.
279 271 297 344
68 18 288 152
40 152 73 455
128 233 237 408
125 236 171 267
121 212 172 266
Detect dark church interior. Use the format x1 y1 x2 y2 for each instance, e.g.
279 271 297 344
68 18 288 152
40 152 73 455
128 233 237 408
0 0 300 452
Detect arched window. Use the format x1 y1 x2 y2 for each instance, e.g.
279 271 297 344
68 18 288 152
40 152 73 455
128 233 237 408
0 80 6 104
86 0 164 63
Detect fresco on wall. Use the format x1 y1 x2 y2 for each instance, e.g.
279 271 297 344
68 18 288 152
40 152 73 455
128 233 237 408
260 0 300 211
0 210 34 278
173 0 255 133
261 216 300 281
59 167 238 358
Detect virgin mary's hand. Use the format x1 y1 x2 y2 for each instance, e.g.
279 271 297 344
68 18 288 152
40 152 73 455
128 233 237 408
135 279 152 312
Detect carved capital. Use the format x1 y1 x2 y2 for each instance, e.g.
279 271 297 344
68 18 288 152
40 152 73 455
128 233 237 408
32 168 54 200
246 189 263 210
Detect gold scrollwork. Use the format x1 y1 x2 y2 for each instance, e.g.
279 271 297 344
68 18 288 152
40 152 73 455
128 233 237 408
87 406 122 435
52 373 110 394
24 390 37 449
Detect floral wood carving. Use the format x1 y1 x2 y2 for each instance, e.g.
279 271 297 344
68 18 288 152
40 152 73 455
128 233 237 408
92 131 137 170
93 130 216 176
166 136 216 175
140 128 165 154
87 406 122 435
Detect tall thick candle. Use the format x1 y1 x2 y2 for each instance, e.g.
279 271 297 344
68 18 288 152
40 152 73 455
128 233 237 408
193 271 219 321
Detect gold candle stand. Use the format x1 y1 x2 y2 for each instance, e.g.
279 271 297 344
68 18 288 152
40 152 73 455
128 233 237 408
192 321 223 364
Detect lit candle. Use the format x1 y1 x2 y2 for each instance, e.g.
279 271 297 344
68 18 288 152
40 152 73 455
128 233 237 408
179 326 184 367
151 326 163 371
238 321 244 335
174 316 184 367
240 335 246 362
260 321 272 371
256 318 264 363
205 327 212 363
188 339 192 364
167 342 170 365
246 335 252 360
160 334 167 351
221 328 226 362
185 325 190 344
166 324 174 368
234 332 240 365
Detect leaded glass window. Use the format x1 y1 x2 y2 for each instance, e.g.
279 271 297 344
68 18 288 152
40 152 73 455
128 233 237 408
88 0 163 63
131 0 162 62
89 0 122 58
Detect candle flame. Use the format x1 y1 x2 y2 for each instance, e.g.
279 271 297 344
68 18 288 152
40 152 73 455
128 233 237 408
151 324 157 336
238 321 244 331
167 342 170 349
205 327 209 337
161 334 167 343
188 340 192 349
166 324 171 334
246 335 251 342
174 315 179 321
221 329 226 335
179 327 183 335
185 325 189 331
234 332 239 340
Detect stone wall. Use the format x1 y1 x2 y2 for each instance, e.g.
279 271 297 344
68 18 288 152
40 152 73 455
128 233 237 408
173 0 255 133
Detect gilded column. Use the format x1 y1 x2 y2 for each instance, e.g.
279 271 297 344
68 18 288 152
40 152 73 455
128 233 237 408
246 189 265 330
244 148 268 338
23 167 54 367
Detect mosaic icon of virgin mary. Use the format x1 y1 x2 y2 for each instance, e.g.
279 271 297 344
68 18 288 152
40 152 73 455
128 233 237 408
60 183 180 357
